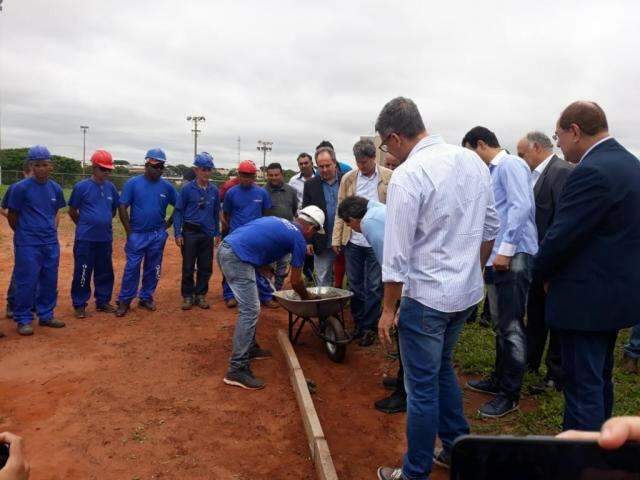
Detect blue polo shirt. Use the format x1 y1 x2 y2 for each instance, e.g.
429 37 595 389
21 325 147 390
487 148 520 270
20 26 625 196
1 183 16 209
361 200 386 264
225 217 307 268
174 180 221 238
7 177 66 246
68 178 120 242
120 175 177 233
223 184 272 232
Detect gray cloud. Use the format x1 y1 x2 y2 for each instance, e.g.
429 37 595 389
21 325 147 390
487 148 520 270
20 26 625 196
1 0 639 169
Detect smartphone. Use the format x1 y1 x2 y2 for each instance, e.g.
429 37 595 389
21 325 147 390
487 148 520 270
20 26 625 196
451 435 640 480
0 443 9 469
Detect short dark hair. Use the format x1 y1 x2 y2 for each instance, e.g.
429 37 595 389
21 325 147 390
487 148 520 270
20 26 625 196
353 139 376 160
297 153 312 163
558 101 608 136
266 162 283 172
375 97 426 139
315 146 337 163
316 140 334 151
338 196 369 222
461 126 501 149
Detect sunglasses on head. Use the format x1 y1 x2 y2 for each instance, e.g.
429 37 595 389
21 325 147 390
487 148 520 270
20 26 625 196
146 162 164 170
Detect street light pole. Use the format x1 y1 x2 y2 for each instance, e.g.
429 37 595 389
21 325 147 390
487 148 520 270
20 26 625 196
256 140 273 172
80 125 89 169
187 116 205 159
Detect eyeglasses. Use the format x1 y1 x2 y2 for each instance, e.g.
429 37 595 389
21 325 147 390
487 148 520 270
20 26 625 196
379 133 394 153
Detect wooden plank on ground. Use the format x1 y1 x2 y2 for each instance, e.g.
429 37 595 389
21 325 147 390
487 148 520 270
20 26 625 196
277 329 339 480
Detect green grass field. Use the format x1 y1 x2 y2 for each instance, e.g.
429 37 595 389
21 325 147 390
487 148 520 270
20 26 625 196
455 318 640 434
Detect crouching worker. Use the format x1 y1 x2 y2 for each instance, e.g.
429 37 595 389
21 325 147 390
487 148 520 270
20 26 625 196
219 206 325 390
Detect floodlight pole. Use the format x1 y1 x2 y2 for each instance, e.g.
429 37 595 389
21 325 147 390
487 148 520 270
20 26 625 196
187 116 206 159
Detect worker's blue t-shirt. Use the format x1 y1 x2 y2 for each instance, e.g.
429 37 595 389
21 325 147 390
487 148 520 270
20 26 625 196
68 178 120 242
223 184 272 232
119 175 177 233
7 177 66 246
225 217 307 268
1 183 16 209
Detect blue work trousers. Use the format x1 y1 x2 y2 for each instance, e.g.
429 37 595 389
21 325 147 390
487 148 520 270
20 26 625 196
71 240 114 308
117 230 168 304
344 242 382 333
399 297 473 480
13 243 60 326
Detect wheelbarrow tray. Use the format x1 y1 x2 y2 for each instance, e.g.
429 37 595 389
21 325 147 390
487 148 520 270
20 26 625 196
273 287 353 318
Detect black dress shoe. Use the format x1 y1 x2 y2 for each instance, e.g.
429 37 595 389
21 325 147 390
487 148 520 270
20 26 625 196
374 390 407 414
466 377 499 395
382 376 398 390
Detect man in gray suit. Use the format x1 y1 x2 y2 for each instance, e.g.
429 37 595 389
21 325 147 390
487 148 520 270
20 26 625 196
517 131 574 391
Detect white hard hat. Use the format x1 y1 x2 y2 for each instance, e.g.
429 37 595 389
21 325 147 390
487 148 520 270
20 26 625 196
298 205 326 234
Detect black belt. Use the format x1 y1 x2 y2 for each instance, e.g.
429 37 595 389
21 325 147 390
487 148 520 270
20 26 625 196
183 222 203 233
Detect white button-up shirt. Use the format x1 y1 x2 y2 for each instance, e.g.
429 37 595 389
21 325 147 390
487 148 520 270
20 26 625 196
288 170 315 211
382 135 499 312
350 168 380 247
531 154 553 188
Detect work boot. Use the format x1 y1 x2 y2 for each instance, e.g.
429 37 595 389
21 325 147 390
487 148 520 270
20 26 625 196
138 299 156 311
17 324 34 336
374 390 407 414
39 318 66 328
96 303 117 313
194 295 210 309
115 301 130 317
225 298 238 308
223 368 265 390
358 330 377 347
181 296 194 310
74 306 87 319
5 306 13 319
262 299 279 309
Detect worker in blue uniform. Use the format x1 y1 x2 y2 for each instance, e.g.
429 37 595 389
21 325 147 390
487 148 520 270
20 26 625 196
7 145 66 336
115 148 177 317
174 152 221 310
221 160 278 308
68 150 120 318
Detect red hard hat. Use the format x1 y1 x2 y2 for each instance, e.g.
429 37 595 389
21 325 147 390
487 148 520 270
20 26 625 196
237 160 257 174
91 150 115 170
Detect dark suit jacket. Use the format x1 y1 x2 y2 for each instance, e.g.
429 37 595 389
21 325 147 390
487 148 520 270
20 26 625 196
533 138 640 331
301 173 341 252
534 155 574 242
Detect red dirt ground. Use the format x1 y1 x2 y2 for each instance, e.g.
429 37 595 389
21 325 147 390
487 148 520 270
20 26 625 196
0 217 523 479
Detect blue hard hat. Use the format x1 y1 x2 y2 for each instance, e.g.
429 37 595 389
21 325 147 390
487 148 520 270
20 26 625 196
194 152 215 169
27 145 51 161
145 148 166 163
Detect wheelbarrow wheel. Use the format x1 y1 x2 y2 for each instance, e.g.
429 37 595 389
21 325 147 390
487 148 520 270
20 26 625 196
323 316 347 363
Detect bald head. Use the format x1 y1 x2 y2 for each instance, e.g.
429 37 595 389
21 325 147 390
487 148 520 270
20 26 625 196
517 131 554 170
555 101 610 164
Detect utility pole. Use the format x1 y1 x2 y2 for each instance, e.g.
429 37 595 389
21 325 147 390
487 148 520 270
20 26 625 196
80 125 89 169
187 116 205 159
256 140 273 172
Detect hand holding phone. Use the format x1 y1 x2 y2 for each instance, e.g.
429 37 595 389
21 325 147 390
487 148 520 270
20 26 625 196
0 432 30 480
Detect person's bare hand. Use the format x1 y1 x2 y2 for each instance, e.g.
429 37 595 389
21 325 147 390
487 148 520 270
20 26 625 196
378 309 396 347
332 246 341 255
214 236 221 248
175 237 184 248
492 254 511 271
0 432 30 480
557 416 640 450
306 244 314 256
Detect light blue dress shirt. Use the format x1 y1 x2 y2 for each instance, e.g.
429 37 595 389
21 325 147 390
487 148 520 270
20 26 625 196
488 150 538 263
360 200 386 264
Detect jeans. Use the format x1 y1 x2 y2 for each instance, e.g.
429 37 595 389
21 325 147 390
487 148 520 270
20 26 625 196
117 229 168 303
486 253 532 401
71 240 114 308
222 273 273 302
218 242 260 373
274 254 291 291
559 329 618 431
623 324 640 359
344 242 382 333
180 229 214 297
314 247 336 287
399 297 473 480
13 243 60 325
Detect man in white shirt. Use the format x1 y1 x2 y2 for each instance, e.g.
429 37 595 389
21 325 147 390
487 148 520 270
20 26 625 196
375 97 499 480
288 153 315 208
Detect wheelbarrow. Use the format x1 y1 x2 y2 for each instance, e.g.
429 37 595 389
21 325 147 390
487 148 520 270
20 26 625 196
272 287 353 363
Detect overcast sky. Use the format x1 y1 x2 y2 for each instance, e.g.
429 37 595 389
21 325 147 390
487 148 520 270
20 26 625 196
1 0 639 169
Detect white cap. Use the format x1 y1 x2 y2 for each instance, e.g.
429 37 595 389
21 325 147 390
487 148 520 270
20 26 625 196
298 205 326 234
